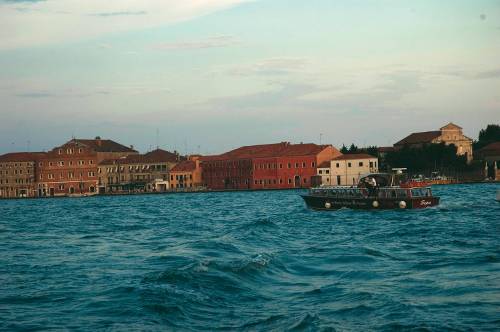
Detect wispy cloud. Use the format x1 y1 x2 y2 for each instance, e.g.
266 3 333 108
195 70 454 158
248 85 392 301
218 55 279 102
229 57 308 76
10 84 170 99
89 11 148 17
0 0 251 49
153 35 239 51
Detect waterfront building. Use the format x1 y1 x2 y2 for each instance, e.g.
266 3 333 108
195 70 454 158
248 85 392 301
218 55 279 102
318 153 379 186
0 152 46 198
37 137 137 197
475 142 500 180
98 148 182 193
202 142 341 190
394 123 473 162
169 156 203 189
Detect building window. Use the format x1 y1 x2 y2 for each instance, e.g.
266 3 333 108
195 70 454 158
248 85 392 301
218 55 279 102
348 162 352 167
303 178 307 183
336 163 340 168
319 170 323 174
78 148 82 153
279 179 283 184
369 161 374 168
279 164 283 169
359 162 363 167
312 162 316 167
326 170 330 174
287 163 291 168
59 184 64 190
302 162 306 168
288 178 292 184
295 163 299 168
89 160 94 165
58 149 62 154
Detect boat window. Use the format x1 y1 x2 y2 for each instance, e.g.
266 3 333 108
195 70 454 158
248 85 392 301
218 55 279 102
397 189 408 198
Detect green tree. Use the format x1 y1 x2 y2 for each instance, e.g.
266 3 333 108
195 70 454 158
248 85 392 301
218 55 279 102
475 124 500 150
385 143 468 174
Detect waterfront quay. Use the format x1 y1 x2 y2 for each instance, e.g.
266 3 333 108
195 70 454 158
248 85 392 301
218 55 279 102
1 122 499 199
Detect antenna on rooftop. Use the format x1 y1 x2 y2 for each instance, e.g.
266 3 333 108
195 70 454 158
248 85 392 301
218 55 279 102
156 128 159 149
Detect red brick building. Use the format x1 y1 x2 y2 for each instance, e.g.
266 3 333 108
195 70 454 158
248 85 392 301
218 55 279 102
37 137 137 197
202 142 341 190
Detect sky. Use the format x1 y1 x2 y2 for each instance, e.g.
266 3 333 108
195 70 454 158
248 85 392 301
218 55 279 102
0 0 499 155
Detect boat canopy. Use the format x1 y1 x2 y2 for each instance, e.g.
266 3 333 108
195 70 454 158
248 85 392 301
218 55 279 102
358 173 392 187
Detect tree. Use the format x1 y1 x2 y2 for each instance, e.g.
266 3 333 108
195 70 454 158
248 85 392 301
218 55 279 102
340 144 348 154
475 124 500 150
348 144 358 154
365 146 378 157
384 143 468 174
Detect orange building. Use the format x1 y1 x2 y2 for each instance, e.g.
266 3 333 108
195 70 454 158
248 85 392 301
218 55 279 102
169 156 203 189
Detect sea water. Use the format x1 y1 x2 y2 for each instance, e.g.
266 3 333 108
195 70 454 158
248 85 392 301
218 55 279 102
1 183 499 331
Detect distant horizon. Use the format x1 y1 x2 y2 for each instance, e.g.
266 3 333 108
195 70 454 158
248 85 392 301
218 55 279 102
1 0 499 155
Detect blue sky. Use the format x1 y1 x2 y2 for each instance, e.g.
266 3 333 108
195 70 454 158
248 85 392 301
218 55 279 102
1 0 499 154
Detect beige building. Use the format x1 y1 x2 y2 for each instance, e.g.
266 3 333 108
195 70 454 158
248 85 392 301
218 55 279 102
98 149 183 193
0 152 45 198
317 154 379 186
394 123 473 162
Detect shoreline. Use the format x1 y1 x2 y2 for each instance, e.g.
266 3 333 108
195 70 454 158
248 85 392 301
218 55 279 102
1 180 498 201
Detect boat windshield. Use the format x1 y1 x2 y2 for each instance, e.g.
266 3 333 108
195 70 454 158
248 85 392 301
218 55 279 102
410 188 431 197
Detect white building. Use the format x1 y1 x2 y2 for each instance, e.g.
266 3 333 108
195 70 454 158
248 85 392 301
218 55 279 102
317 154 379 186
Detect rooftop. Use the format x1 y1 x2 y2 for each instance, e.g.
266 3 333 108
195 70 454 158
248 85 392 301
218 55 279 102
476 141 500 156
394 131 441 146
71 138 137 153
203 142 334 160
100 148 183 165
0 152 46 162
332 153 376 161
170 160 197 172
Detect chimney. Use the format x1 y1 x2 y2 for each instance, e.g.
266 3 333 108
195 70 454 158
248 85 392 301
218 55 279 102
95 136 102 146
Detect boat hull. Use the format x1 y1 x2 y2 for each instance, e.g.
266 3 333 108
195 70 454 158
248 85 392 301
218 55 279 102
301 195 439 210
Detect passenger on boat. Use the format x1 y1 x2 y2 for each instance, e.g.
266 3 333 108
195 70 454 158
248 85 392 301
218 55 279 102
366 177 377 197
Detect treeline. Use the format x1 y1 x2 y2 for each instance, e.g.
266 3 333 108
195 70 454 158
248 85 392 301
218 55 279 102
384 143 469 172
474 124 500 150
339 144 378 156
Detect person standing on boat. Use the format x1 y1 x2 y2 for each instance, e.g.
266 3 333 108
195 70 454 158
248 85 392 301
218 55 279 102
366 177 377 196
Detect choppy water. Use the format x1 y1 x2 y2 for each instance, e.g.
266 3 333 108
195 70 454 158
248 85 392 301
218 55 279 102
1 184 499 331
